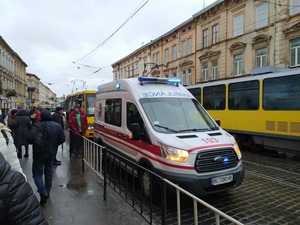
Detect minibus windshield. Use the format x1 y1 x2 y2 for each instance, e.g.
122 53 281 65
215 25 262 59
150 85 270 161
140 98 218 133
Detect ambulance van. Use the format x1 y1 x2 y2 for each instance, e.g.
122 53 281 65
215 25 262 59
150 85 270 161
94 77 244 199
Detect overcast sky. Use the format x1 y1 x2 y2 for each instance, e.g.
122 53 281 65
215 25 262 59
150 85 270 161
0 0 217 97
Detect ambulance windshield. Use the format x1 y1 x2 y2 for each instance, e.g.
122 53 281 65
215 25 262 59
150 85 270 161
140 98 218 133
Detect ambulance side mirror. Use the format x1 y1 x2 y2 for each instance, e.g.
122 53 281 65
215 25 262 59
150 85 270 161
129 123 141 141
215 119 221 126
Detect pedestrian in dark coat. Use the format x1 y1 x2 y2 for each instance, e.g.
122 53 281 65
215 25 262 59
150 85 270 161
10 109 31 158
0 152 48 225
28 109 65 206
52 107 64 129
6 108 18 132
51 106 65 165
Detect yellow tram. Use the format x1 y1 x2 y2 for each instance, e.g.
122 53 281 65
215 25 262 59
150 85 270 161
187 67 300 153
65 90 96 139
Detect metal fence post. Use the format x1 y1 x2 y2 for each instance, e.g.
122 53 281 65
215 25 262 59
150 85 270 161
161 178 167 225
81 136 85 172
103 147 107 201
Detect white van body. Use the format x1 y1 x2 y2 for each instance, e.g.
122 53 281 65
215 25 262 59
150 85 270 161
94 77 244 198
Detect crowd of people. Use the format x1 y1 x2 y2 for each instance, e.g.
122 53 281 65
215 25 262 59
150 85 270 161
0 105 87 207
0 104 87 224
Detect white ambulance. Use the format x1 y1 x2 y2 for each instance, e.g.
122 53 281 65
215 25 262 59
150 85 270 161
94 77 244 199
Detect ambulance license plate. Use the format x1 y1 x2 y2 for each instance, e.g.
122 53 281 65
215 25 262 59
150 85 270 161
211 174 233 186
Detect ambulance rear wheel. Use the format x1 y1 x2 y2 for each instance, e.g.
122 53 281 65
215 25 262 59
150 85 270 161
141 166 160 203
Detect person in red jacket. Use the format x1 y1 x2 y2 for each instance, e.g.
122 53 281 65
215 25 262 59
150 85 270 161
67 105 87 158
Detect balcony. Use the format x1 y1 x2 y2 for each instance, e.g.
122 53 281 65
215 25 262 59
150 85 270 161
27 86 35 92
7 89 16 97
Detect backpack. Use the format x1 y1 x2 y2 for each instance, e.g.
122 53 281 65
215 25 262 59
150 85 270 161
33 123 51 159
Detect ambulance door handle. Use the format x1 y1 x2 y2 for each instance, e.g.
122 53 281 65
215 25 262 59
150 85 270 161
117 132 126 139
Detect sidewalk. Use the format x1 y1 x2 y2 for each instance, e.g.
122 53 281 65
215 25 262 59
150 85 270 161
19 143 149 225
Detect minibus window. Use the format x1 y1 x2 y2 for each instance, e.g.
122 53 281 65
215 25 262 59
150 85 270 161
127 103 143 130
140 98 217 133
105 99 122 127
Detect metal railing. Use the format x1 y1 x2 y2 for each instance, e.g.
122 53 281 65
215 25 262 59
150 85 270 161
80 135 244 225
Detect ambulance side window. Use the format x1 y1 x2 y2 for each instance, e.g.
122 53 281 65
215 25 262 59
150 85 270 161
127 102 151 144
105 99 122 127
127 103 143 130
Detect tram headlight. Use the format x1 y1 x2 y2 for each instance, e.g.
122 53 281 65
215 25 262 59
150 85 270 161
158 142 189 162
87 125 94 130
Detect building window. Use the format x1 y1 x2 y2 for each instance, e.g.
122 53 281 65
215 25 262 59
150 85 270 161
172 45 177 60
256 48 267 68
153 53 156 64
233 13 244 36
203 29 209 48
212 24 219 44
256 3 268 28
182 69 191 85
290 0 300 15
135 62 139 75
234 54 243 76
127 66 130 78
212 60 218 80
182 40 186 57
131 65 134 77
164 48 169 64
187 38 192 54
152 52 160 65
202 62 208 81
291 38 300 67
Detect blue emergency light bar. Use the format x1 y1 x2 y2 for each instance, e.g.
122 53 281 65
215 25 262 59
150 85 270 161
138 77 181 86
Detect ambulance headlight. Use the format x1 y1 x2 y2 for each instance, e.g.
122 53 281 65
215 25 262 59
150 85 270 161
234 142 242 159
158 142 189 162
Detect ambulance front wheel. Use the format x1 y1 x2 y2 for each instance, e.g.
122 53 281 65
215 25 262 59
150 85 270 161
141 166 160 203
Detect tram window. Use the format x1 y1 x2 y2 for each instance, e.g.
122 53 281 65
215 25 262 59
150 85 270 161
203 85 225 110
188 87 201 103
263 75 300 110
228 80 259 110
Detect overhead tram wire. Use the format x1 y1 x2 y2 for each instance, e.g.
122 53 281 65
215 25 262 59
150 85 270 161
73 0 149 65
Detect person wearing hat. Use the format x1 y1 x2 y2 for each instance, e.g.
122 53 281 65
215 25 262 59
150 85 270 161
51 107 65 165
29 109 65 206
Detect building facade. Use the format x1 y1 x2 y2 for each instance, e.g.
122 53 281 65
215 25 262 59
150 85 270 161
26 73 40 107
0 36 27 108
112 0 300 84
